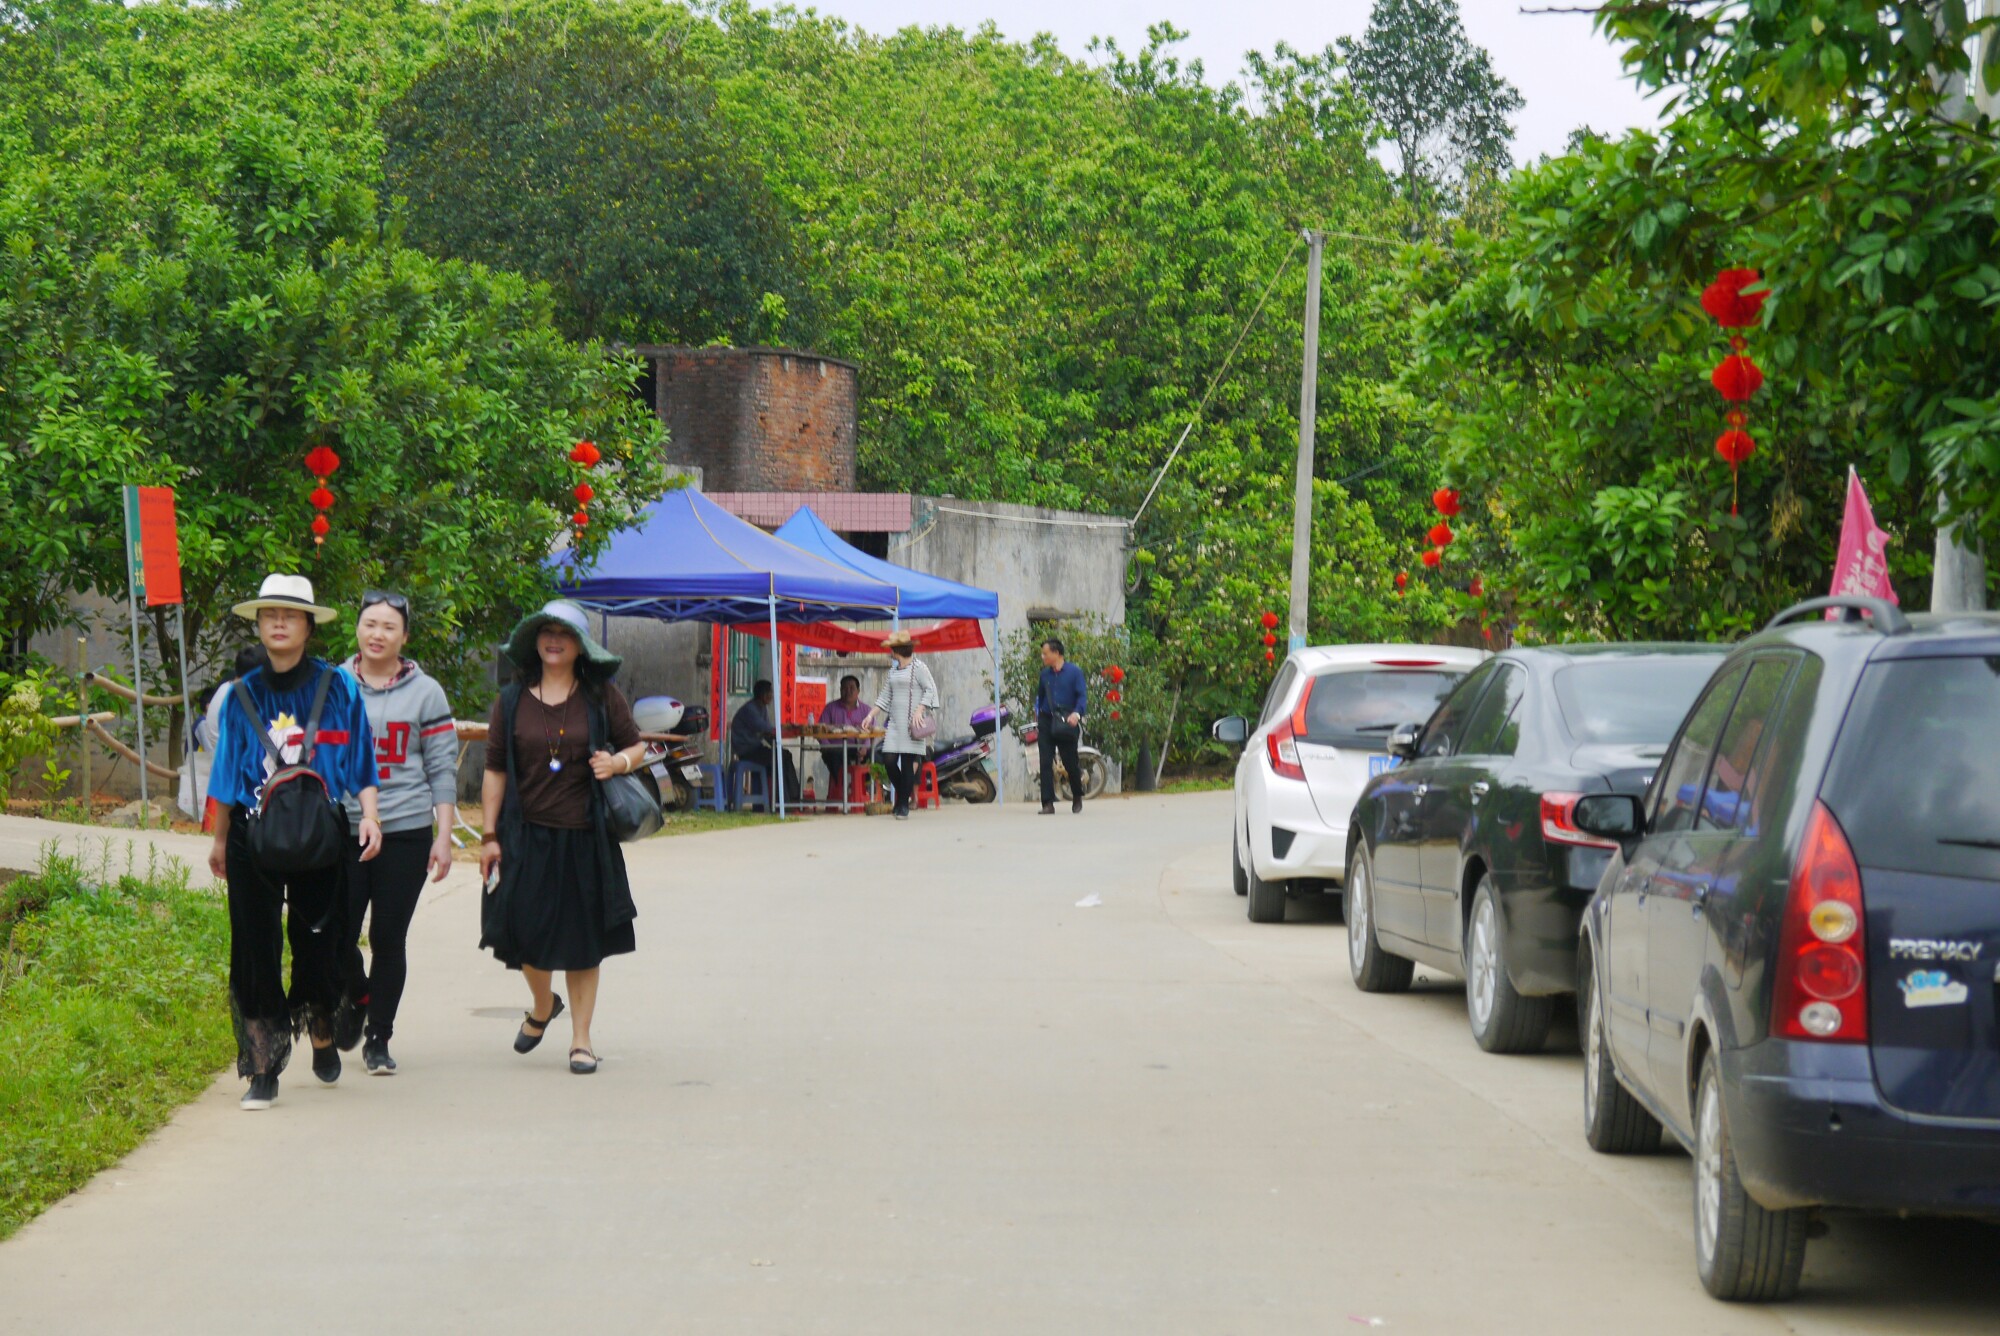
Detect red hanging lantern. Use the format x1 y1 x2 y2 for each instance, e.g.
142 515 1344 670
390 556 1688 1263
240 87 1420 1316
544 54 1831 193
573 510 590 527
1105 688 1122 704
1714 429 1756 466
1420 548 1441 569
1427 522 1455 547
1264 649 1275 662
310 514 330 538
1711 353 1764 402
1394 571 1408 591
1700 268 1767 329
1111 710 1122 720
1259 610 1280 631
1105 665 1125 684
1431 487 1462 518
574 483 595 505
1470 577 1484 597
568 440 601 467
309 486 335 511
1261 632 1277 647
304 445 341 478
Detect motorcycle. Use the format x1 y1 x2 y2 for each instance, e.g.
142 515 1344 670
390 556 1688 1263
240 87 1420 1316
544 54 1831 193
633 697 711 811
928 705 1008 803
1021 717 1109 801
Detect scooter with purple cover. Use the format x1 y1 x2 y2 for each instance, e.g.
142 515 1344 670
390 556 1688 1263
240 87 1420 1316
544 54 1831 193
928 705 1007 803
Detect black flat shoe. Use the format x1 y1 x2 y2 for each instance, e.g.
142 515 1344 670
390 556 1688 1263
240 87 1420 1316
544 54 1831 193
1038 804 1055 815
311 1043 341 1085
515 995 565 1054
333 995 366 1052
1071 796 1083 813
569 1047 599 1075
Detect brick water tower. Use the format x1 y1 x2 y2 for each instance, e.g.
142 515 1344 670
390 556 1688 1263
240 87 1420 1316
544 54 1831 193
633 345 858 492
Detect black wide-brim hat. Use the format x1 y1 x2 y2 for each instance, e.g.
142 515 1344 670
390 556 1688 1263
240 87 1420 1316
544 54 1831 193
504 600 622 677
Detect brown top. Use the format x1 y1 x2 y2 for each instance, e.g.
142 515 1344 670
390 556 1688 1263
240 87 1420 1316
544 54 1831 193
485 682 640 830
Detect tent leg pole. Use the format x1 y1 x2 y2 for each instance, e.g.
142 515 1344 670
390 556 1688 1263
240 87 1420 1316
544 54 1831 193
768 593 785 820
992 630 1004 805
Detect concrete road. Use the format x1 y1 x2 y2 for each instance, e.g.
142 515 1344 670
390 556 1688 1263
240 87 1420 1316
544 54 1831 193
0 794 1993 1334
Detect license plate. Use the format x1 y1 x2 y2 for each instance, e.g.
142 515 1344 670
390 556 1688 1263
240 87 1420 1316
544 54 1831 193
1369 754 1400 777
680 764 704 783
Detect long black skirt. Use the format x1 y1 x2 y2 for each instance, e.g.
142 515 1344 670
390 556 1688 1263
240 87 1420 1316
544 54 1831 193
482 821 635 971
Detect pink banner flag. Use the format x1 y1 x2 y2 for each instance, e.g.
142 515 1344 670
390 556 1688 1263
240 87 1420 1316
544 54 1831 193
1828 466 1897 614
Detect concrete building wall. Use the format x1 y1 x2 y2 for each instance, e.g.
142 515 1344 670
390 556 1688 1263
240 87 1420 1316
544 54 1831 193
639 347 858 494
893 497 1130 802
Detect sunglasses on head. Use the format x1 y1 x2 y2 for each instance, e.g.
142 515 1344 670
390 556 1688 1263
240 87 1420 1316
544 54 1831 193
360 590 410 619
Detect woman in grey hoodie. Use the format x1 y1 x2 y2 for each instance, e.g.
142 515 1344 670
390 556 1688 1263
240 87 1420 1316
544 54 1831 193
333 591 459 1074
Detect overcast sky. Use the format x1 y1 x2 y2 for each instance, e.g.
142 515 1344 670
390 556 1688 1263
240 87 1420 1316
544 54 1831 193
808 0 1661 164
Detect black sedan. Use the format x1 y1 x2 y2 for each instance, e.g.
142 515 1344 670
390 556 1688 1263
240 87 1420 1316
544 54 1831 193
1342 644 1727 1053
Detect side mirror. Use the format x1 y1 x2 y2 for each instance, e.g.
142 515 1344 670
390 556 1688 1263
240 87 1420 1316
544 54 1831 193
1572 793 1644 841
1212 715 1249 747
1388 724 1422 761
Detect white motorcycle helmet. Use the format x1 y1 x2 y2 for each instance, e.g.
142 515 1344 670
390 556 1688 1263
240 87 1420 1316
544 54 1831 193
631 695 687 734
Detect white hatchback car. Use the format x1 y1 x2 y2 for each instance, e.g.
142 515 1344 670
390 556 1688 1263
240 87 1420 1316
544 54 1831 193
1214 644 1487 922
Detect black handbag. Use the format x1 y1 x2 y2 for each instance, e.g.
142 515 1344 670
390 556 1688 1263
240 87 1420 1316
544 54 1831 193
588 692 663 843
234 667 347 873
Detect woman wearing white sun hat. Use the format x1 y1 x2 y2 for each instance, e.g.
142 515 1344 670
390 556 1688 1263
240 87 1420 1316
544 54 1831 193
207 573 383 1111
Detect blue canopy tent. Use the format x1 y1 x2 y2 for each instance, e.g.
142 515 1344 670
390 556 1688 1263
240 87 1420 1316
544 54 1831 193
553 488 901 816
772 505 1007 802
773 506 1000 621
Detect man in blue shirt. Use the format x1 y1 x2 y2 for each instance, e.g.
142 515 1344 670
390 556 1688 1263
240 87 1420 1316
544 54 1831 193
1033 637 1089 815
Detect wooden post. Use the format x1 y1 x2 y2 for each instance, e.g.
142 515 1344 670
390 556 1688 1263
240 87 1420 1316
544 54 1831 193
75 636 91 813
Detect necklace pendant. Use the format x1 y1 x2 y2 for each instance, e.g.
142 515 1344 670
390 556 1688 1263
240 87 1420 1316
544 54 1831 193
548 759 563 773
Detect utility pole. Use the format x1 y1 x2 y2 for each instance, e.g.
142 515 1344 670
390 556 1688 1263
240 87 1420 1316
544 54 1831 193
1934 1 1995 612
1288 229 1325 652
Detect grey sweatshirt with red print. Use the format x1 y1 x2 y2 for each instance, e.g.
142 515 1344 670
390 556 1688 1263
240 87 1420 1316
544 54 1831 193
341 658 458 834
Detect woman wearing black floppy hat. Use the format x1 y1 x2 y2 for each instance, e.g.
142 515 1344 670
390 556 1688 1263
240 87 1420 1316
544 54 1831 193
478 600 645 1074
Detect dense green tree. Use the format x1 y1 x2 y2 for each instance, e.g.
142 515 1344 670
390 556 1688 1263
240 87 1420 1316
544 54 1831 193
1344 0 1523 216
382 17 801 345
1400 0 2000 641
0 6 668 703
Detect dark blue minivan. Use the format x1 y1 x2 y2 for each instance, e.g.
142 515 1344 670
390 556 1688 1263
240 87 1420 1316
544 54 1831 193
1573 597 2000 1301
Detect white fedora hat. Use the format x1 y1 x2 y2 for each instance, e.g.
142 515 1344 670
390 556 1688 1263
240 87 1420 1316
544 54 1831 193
232 573 337 624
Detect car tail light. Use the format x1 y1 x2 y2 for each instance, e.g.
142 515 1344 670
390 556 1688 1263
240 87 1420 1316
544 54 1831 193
1372 658 1444 668
1772 800 1868 1043
1540 792 1617 850
1265 677 1314 781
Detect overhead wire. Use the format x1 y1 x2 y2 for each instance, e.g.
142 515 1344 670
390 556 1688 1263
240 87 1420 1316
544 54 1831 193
1130 233 1304 528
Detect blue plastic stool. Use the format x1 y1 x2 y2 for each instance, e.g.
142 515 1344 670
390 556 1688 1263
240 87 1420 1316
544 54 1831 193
696 763 726 813
729 760 771 813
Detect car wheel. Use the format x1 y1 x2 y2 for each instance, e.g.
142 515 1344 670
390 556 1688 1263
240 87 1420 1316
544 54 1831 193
1232 827 1249 897
1344 845 1413 992
1465 878 1555 1054
1580 948 1661 1154
1245 853 1288 923
1693 1052 1810 1301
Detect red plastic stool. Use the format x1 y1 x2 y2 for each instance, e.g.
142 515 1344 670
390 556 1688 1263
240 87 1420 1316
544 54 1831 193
845 766 880 810
915 761 941 810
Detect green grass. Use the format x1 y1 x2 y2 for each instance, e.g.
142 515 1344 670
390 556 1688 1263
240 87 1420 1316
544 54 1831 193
0 844 232 1240
652 809 790 837
1156 773 1234 794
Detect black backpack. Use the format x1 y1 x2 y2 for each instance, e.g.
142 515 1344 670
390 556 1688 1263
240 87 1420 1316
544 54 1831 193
234 666 347 872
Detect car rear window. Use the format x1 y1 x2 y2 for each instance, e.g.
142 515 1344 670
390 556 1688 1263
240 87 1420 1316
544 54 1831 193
1304 669 1462 749
1553 657 1725 745
1823 656 2000 880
